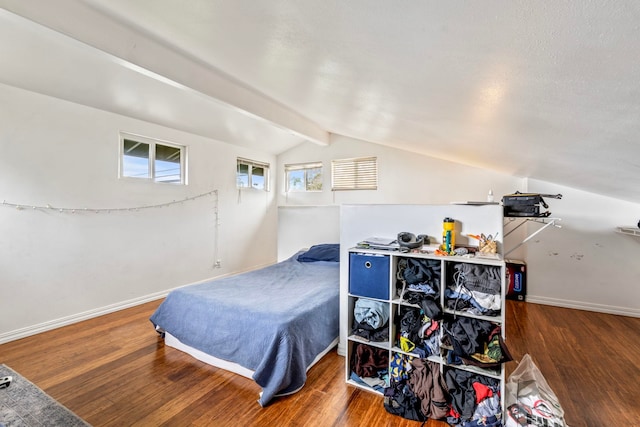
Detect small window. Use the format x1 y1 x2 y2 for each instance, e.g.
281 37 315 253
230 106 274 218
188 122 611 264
237 158 270 191
331 156 378 191
120 133 185 184
285 162 323 192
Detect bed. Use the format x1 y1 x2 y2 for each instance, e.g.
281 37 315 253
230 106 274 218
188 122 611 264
150 244 340 406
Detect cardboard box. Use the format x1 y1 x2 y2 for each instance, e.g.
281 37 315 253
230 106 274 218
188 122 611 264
505 259 527 301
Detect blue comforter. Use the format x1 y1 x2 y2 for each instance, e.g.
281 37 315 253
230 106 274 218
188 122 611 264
150 253 340 406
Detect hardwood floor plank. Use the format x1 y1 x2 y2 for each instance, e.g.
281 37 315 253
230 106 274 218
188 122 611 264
504 301 640 427
1 300 639 426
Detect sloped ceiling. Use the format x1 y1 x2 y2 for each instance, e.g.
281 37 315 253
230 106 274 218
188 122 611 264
2 1 640 203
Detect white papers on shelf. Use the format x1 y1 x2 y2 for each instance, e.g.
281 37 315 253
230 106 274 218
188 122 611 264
361 236 396 245
356 236 399 250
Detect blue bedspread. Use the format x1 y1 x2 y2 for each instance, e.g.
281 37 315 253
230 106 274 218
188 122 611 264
150 253 340 406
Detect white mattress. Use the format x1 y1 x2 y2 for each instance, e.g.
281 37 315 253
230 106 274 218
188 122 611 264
165 332 255 379
164 332 339 399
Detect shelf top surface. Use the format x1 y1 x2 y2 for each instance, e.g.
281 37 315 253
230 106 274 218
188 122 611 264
348 247 505 265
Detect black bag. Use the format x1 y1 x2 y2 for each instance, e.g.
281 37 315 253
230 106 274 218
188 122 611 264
502 191 562 217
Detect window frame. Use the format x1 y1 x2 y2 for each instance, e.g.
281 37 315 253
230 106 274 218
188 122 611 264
285 161 323 192
237 157 270 191
119 132 187 184
331 156 378 191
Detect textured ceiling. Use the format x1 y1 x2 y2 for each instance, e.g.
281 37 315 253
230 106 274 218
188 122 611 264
2 1 640 202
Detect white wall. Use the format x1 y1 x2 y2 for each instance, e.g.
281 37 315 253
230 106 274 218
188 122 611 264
277 133 526 257
523 179 640 316
278 134 523 206
0 83 279 342
277 136 640 318
277 205 340 261
4 82 638 344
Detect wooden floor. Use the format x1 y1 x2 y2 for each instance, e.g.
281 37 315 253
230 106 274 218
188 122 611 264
1 300 639 426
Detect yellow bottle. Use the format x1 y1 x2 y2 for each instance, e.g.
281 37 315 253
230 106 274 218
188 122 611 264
442 217 455 253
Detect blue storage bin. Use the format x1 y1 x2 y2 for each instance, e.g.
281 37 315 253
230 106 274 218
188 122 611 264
349 253 390 299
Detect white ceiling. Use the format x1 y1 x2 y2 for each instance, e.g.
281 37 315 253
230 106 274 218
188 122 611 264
2 1 640 202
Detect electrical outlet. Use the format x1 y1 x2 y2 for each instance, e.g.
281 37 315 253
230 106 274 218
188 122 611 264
214 260 222 268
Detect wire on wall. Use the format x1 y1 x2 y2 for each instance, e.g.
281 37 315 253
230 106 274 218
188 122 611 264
0 190 218 214
212 191 221 269
2 189 221 269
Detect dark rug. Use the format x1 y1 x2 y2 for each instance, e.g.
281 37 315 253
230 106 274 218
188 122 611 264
0 365 90 427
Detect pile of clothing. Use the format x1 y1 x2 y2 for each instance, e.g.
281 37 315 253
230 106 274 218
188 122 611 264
442 316 512 369
351 298 390 342
384 358 504 426
397 304 440 357
350 299 390 391
395 257 443 358
349 342 388 392
445 370 503 426
445 263 501 316
384 357 449 422
397 257 441 298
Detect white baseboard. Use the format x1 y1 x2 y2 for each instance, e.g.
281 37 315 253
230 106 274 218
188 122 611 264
0 291 170 345
525 296 640 318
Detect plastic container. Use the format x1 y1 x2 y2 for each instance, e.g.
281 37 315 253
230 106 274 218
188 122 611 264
441 217 455 253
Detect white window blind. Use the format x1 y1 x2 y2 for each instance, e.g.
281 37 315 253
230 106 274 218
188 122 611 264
331 156 378 191
285 162 323 172
237 157 270 190
285 162 323 192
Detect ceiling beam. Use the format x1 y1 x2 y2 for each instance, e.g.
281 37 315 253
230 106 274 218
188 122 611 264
0 0 329 146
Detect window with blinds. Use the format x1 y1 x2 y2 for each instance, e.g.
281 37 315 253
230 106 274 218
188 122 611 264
331 156 378 191
237 158 270 191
